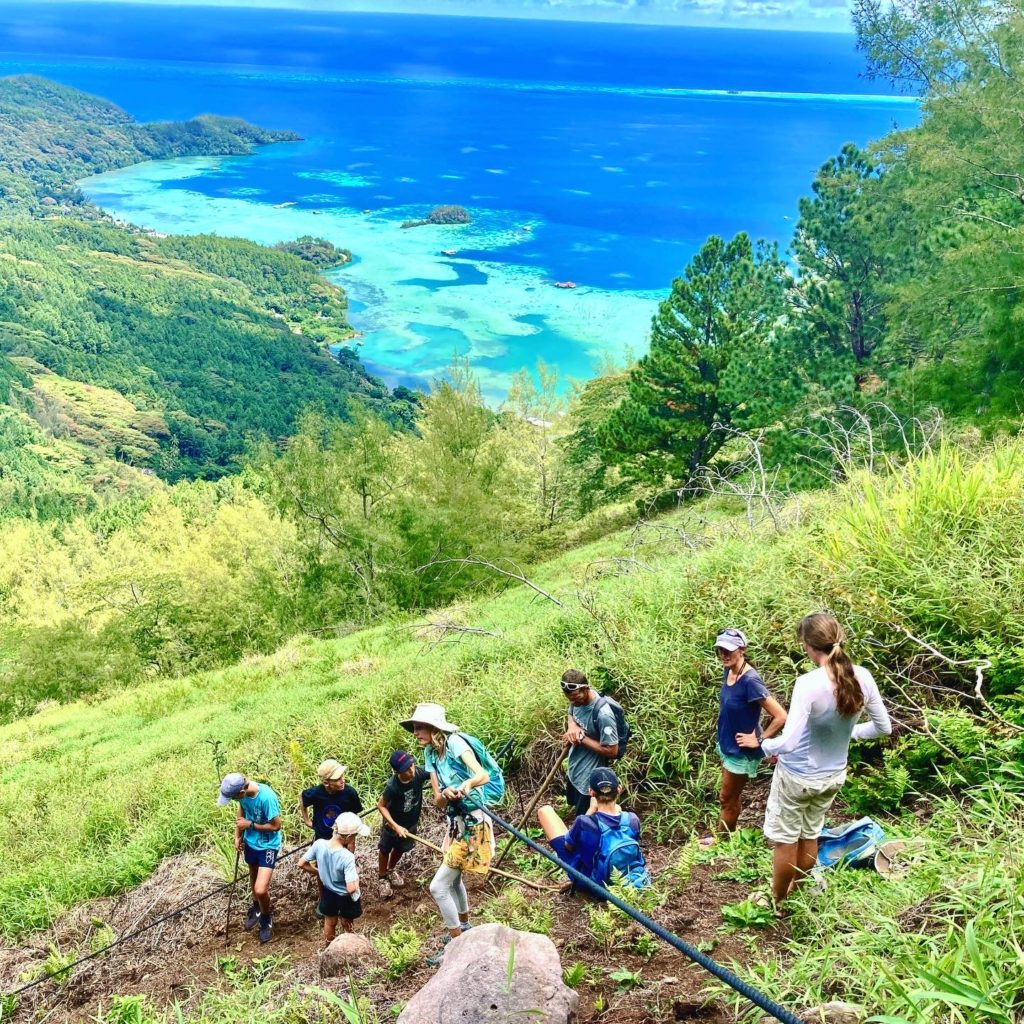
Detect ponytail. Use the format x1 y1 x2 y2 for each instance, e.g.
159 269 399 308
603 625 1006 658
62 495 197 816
798 613 864 717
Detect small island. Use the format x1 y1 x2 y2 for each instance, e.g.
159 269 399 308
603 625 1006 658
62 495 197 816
273 235 351 268
400 204 472 229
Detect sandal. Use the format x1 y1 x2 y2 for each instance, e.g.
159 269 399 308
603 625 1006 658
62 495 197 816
698 834 718 849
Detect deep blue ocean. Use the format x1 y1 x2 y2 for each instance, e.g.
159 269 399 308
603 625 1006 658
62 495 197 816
0 4 917 396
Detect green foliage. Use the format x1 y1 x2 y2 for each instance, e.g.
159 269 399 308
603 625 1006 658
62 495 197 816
562 962 587 988
608 967 644 991
95 994 161 1024
597 233 790 490
272 235 351 268
480 886 553 936
720 898 775 930
372 923 424 979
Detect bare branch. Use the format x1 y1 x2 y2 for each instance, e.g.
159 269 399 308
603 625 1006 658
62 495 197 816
413 557 565 608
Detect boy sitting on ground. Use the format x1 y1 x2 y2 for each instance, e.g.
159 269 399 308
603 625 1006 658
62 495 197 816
537 767 649 892
298 812 371 944
375 749 430 899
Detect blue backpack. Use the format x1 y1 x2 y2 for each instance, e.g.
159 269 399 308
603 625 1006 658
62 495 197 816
452 733 506 808
817 817 886 870
591 813 650 889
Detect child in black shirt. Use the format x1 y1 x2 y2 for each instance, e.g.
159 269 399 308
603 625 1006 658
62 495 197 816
375 750 429 899
300 759 364 840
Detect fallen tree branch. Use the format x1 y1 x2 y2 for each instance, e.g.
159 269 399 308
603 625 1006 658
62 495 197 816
414 557 564 608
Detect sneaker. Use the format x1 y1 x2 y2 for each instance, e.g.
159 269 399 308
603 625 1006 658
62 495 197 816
388 868 405 888
243 902 260 931
425 947 446 967
258 913 273 944
460 922 472 932
377 876 394 900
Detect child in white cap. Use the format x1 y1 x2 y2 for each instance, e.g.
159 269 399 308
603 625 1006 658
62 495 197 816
298 811 371 944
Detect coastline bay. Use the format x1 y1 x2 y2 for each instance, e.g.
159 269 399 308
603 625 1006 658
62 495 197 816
0 7 918 399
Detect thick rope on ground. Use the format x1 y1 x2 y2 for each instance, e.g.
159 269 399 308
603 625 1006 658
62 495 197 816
481 806 803 1024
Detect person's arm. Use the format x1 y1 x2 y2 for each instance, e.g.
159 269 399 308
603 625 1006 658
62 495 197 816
377 788 409 838
429 770 446 809
741 681 807 755
443 747 489 801
563 711 585 745
345 859 359 895
247 814 282 836
759 694 788 739
298 792 313 830
852 676 892 741
298 846 318 877
574 705 618 760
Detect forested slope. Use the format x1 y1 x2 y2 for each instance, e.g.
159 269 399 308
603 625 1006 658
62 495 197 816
0 75 402 501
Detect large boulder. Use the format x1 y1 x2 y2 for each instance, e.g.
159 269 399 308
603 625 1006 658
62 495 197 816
398 923 578 1024
320 932 377 977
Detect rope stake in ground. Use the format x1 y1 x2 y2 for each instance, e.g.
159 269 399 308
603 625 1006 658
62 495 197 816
224 845 241 949
481 807 804 1024
493 743 569 869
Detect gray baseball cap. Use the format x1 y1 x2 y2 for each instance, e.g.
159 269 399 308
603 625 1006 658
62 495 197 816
217 772 247 806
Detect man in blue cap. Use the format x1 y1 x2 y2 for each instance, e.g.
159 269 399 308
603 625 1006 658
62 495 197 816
375 749 430 899
218 772 282 943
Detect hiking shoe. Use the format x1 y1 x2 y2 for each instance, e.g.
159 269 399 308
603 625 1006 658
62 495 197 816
388 868 405 888
460 922 472 932
377 876 394 900
425 946 446 967
258 913 273 944
243 902 260 931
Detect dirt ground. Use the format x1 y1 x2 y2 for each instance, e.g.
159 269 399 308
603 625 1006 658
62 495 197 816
0 775 787 1023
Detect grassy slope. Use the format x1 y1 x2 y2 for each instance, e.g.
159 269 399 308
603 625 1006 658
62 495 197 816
1 443 1023 1018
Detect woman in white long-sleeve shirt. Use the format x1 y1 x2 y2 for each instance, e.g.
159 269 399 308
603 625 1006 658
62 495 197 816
736 613 891 908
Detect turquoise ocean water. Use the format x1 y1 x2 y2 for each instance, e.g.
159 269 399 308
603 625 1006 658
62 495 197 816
0 4 917 400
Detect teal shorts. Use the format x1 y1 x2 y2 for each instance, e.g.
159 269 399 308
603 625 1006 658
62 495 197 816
717 743 761 779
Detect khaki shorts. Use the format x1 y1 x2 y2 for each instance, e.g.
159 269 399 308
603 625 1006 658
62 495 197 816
764 763 846 844
443 818 495 875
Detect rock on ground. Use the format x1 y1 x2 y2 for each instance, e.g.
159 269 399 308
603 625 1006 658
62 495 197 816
320 932 377 977
398 923 578 1024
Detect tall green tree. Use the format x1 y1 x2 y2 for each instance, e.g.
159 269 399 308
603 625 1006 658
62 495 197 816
792 144 890 369
597 233 789 489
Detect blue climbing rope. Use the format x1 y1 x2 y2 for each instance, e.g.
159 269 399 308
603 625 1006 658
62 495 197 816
481 807 804 1024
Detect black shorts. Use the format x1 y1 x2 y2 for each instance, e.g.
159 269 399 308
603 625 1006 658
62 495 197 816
378 827 416 855
318 888 363 921
243 844 278 869
565 780 591 816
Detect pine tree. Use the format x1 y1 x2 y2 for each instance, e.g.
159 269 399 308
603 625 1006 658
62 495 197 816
597 233 788 489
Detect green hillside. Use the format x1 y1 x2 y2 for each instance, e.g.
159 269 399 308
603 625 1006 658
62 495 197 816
0 76 406 499
0 441 1020 1020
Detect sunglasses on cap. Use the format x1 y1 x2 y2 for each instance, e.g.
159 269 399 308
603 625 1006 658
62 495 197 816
561 681 588 693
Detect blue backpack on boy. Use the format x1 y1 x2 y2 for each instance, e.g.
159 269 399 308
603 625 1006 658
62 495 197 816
591 813 650 889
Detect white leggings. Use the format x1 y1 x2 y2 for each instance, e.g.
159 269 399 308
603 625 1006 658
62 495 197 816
429 864 469 929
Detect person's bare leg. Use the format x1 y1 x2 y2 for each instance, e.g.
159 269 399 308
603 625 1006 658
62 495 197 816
378 851 390 878
323 916 337 944
252 866 274 916
787 838 818 896
339 916 353 933
771 842 799 907
719 770 748 833
537 805 569 841
387 849 404 873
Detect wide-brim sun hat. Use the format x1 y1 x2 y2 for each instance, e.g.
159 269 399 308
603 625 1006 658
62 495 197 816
332 812 372 838
400 701 459 734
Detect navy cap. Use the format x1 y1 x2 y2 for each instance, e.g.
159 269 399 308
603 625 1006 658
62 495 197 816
390 750 415 773
589 767 620 795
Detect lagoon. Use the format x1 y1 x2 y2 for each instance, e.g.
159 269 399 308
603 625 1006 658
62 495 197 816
0 4 917 400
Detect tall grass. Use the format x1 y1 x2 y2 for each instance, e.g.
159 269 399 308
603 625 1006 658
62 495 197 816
0 440 1022 957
